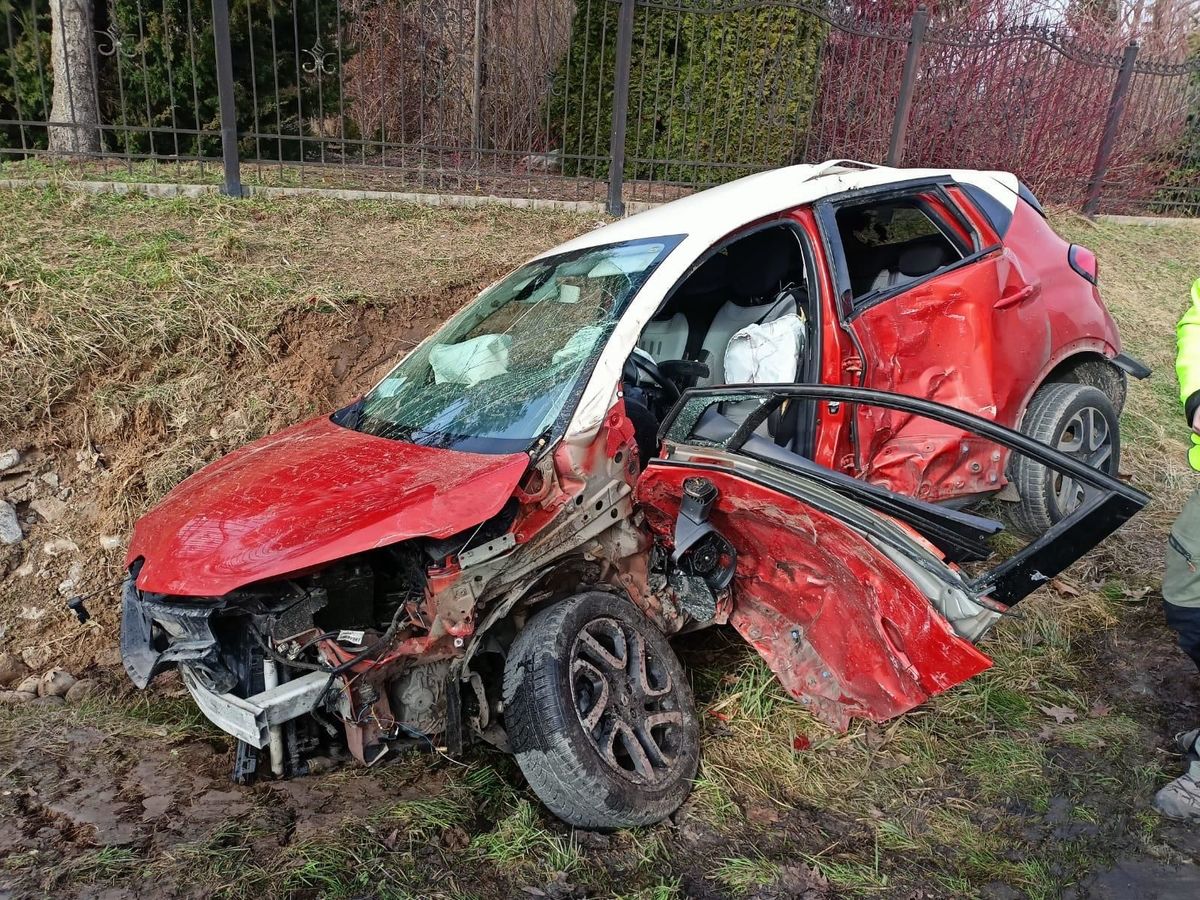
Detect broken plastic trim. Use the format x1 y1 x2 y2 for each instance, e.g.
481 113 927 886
120 577 232 690
660 384 1149 606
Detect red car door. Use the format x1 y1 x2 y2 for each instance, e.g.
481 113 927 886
637 384 1146 730
815 182 1043 502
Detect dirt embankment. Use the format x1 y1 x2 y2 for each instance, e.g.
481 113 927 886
0 301 458 685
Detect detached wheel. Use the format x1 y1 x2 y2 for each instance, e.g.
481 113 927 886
1010 382 1120 536
502 592 699 829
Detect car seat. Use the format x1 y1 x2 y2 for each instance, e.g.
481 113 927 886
869 241 954 293
697 228 802 386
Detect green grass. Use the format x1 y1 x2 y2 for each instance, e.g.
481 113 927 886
710 855 782 894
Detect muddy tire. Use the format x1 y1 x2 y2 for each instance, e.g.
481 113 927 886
1010 382 1120 537
502 592 699 829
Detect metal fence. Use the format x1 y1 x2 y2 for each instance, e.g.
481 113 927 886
2 0 1197 216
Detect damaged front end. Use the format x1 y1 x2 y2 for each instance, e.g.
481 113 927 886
121 538 476 779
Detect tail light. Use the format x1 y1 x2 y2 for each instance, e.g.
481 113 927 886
1069 244 1098 285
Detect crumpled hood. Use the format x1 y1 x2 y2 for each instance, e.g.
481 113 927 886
127 415 530 596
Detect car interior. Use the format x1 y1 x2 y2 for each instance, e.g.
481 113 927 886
624 224 814 466
834 196 966 301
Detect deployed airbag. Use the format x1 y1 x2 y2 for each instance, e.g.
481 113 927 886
430 334 512 386
723 313 807 385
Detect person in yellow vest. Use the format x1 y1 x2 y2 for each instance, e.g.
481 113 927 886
1157 278 1200 819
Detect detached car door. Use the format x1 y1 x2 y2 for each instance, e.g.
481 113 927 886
815 180 1042 502
636 385 1145 730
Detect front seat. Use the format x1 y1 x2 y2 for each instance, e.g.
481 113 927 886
697 229 801 386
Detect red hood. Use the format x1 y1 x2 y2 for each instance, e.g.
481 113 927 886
127 415 529 596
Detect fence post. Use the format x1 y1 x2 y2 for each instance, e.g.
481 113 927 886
1083 41 1139 216
887 4 929 167
472 0 486 162
606 0 636 217
211 0 242 196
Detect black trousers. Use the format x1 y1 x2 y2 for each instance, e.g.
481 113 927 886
1164 599 1200 673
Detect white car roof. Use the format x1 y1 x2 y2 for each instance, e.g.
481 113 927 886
543 160 1019 259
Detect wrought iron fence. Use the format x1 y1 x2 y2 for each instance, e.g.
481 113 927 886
1 0 1197 216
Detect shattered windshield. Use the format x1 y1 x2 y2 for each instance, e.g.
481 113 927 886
349 237 680 452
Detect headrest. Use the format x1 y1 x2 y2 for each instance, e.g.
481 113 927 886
899 243 951 277
677 251 730 298
729 229 796 303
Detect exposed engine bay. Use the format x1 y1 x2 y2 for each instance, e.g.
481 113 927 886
124 542 459 779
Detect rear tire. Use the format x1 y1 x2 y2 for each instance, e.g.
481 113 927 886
502 592 699 829
1010 382 1120 536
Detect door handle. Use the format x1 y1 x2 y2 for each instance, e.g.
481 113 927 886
995 282 1041 309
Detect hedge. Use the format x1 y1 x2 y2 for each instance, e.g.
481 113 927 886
0 0 340 160
551 1 828 183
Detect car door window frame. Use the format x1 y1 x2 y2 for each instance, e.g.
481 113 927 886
655 383 1147 608
815 178 1001 320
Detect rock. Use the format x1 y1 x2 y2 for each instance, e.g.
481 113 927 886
30 694 65 707
18 605 47 621
99 535 122 552
57 560 85 597
0 448 19 471
30 496 68 523
20 646 51 670
76 444 100 472
0 690 36 705
65 679 97 703
0 501 21 545
0 651 30 687
5 481 34 504
39 472 59 490
38 668 77 698
42 538 79 557
15 675 41 694
13 557 34 577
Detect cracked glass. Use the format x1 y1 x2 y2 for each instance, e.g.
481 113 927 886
350 237 680 452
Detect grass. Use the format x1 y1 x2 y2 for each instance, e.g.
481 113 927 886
1 186 1199 897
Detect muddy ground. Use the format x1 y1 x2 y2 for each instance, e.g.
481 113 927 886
3 619 1200 899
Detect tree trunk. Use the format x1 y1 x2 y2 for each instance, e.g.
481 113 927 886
48 0 100 155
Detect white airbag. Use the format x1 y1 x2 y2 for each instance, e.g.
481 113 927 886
723 313 807 385
429 334 512 386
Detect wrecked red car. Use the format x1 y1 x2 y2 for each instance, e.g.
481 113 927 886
121 162 1148 828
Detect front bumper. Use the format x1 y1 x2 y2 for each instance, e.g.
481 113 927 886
180 665 331 747
120 576 233 690
120 576 329 746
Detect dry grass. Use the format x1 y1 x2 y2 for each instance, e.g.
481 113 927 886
0 185 595 529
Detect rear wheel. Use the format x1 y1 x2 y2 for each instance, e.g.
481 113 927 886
502 592 699 829
1010 382 1120 536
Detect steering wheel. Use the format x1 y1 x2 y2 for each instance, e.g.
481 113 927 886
626 349 680 403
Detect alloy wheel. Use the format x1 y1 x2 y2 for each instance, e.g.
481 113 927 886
569 616 687 786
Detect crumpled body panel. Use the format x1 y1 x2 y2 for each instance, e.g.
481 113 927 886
127 415 530 596
849 196 1120 502
639 465 991 728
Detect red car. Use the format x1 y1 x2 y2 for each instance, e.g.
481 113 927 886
120 162 1147 827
